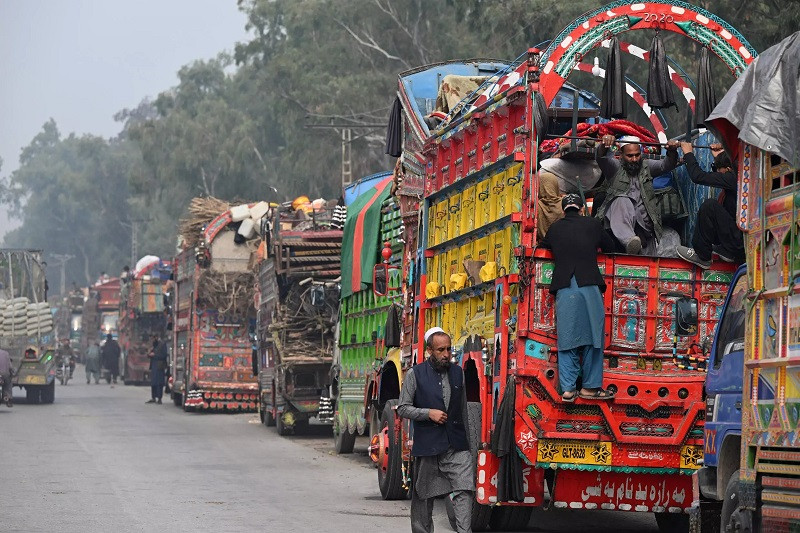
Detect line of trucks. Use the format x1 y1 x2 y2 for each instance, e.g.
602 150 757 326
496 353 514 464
7 2 797 531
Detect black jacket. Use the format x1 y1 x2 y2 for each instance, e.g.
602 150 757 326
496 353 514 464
540 210 615 295
683 153 737 218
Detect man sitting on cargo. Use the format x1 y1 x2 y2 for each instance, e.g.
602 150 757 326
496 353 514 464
675 142 743 269
595 135 679 254
398 327 473 533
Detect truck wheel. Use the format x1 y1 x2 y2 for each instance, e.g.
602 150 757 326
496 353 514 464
654 512 689 532
26 386 41 404
276 412 292 436
333 419 356 454
172 392 182 407
264 407 276 427
368 406 380 467
720 469 741 532
489 506 533 530
40 382 55 404
377 399 407 500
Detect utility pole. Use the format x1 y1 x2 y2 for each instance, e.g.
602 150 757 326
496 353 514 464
120 219 151 267
304 121 387 191
50 253 74 297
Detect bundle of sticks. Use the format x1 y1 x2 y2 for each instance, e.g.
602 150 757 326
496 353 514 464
179 197 231 248
196 270 256 317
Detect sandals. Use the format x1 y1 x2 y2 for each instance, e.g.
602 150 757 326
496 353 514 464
578 388 615 400
562 391 577 403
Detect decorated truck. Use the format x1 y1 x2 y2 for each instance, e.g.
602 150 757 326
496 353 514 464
255 198 343 435
80 277 121 357
170 198 263 411
0 249 57 404
118 261 171 385
366 2 757 530
331 172 402 452
689 32 800 532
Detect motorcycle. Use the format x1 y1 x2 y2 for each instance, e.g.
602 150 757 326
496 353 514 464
56 355 71 385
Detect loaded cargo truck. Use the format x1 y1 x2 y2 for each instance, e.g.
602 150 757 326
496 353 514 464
366 2 757 530
0 249 57 404
170 200 261 411
330 172 403 453
255 199 343 435
118 261 170 385
689 32 800 533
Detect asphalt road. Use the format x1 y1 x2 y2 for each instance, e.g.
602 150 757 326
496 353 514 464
1 367 659 533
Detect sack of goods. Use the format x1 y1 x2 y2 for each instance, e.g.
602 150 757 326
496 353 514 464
25 302 53 335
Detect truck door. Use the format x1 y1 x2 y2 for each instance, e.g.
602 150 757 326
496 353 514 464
704 264 747 471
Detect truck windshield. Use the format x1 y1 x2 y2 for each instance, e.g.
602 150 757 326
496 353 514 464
714 274 748 368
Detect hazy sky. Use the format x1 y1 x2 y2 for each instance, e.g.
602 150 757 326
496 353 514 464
0 0 250 235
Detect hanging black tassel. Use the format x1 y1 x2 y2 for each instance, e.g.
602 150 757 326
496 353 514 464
647 32 676 109
600 37 627 119
384 96 402 157
695 47 718 127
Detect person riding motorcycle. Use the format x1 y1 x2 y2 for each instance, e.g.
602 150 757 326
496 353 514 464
57 340 76 379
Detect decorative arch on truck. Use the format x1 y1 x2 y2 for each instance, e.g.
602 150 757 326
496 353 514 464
538 0 757 106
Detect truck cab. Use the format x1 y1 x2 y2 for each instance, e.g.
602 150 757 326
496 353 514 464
696 264 747 514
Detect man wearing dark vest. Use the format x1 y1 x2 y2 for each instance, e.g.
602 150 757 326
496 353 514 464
398 327 473 532
595 134 679 254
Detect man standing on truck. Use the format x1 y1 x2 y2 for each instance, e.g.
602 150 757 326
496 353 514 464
675 142 743 269
0 348 13 407
595 135 679 254
540 194 616 401
398 327 473 533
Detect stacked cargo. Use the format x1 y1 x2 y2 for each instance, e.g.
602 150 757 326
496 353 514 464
0 298 53 338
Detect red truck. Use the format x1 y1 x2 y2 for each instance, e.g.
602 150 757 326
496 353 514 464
366 2 755 530
170 203 259 411
118 266 170 385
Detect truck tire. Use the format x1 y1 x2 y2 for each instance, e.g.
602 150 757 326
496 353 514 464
40 382 55 404
378 399 407 500
276 411 292 436
333 419 356 454
26 386 41 404
654 512 689 532
720 469 741 533
264 406 276 427
368 405 380 467
172 392 182 407
489 506 533 530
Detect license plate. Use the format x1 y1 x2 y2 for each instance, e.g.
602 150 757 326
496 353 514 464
23 375 46 385
537 439 613 466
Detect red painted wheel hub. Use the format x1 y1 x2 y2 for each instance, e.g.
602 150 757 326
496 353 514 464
369 427 389 472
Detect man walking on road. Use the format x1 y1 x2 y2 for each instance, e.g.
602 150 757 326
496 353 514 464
101 333 121 384
146 335 168 404
398 327 474 533
85 341 101 384
0 348 14 407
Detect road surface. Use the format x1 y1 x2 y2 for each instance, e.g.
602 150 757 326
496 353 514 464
1 368 659 532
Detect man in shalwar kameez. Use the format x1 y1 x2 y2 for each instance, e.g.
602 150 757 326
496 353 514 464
398 327 474 533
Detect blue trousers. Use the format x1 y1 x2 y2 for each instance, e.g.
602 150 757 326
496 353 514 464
558 345 604 392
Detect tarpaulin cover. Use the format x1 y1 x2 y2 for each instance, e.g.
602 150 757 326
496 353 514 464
695 48 717 128
434 74 490 114
340 177 393 298
600 37 627 119
385 96 402 157
706 31 799 166
646 33 676 109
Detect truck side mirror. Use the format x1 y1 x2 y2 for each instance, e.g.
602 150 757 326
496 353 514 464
373 264 389 297
675 297 699 336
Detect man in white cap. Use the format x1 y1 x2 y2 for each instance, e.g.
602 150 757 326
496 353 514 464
594 134 679 254
398 327 473 532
